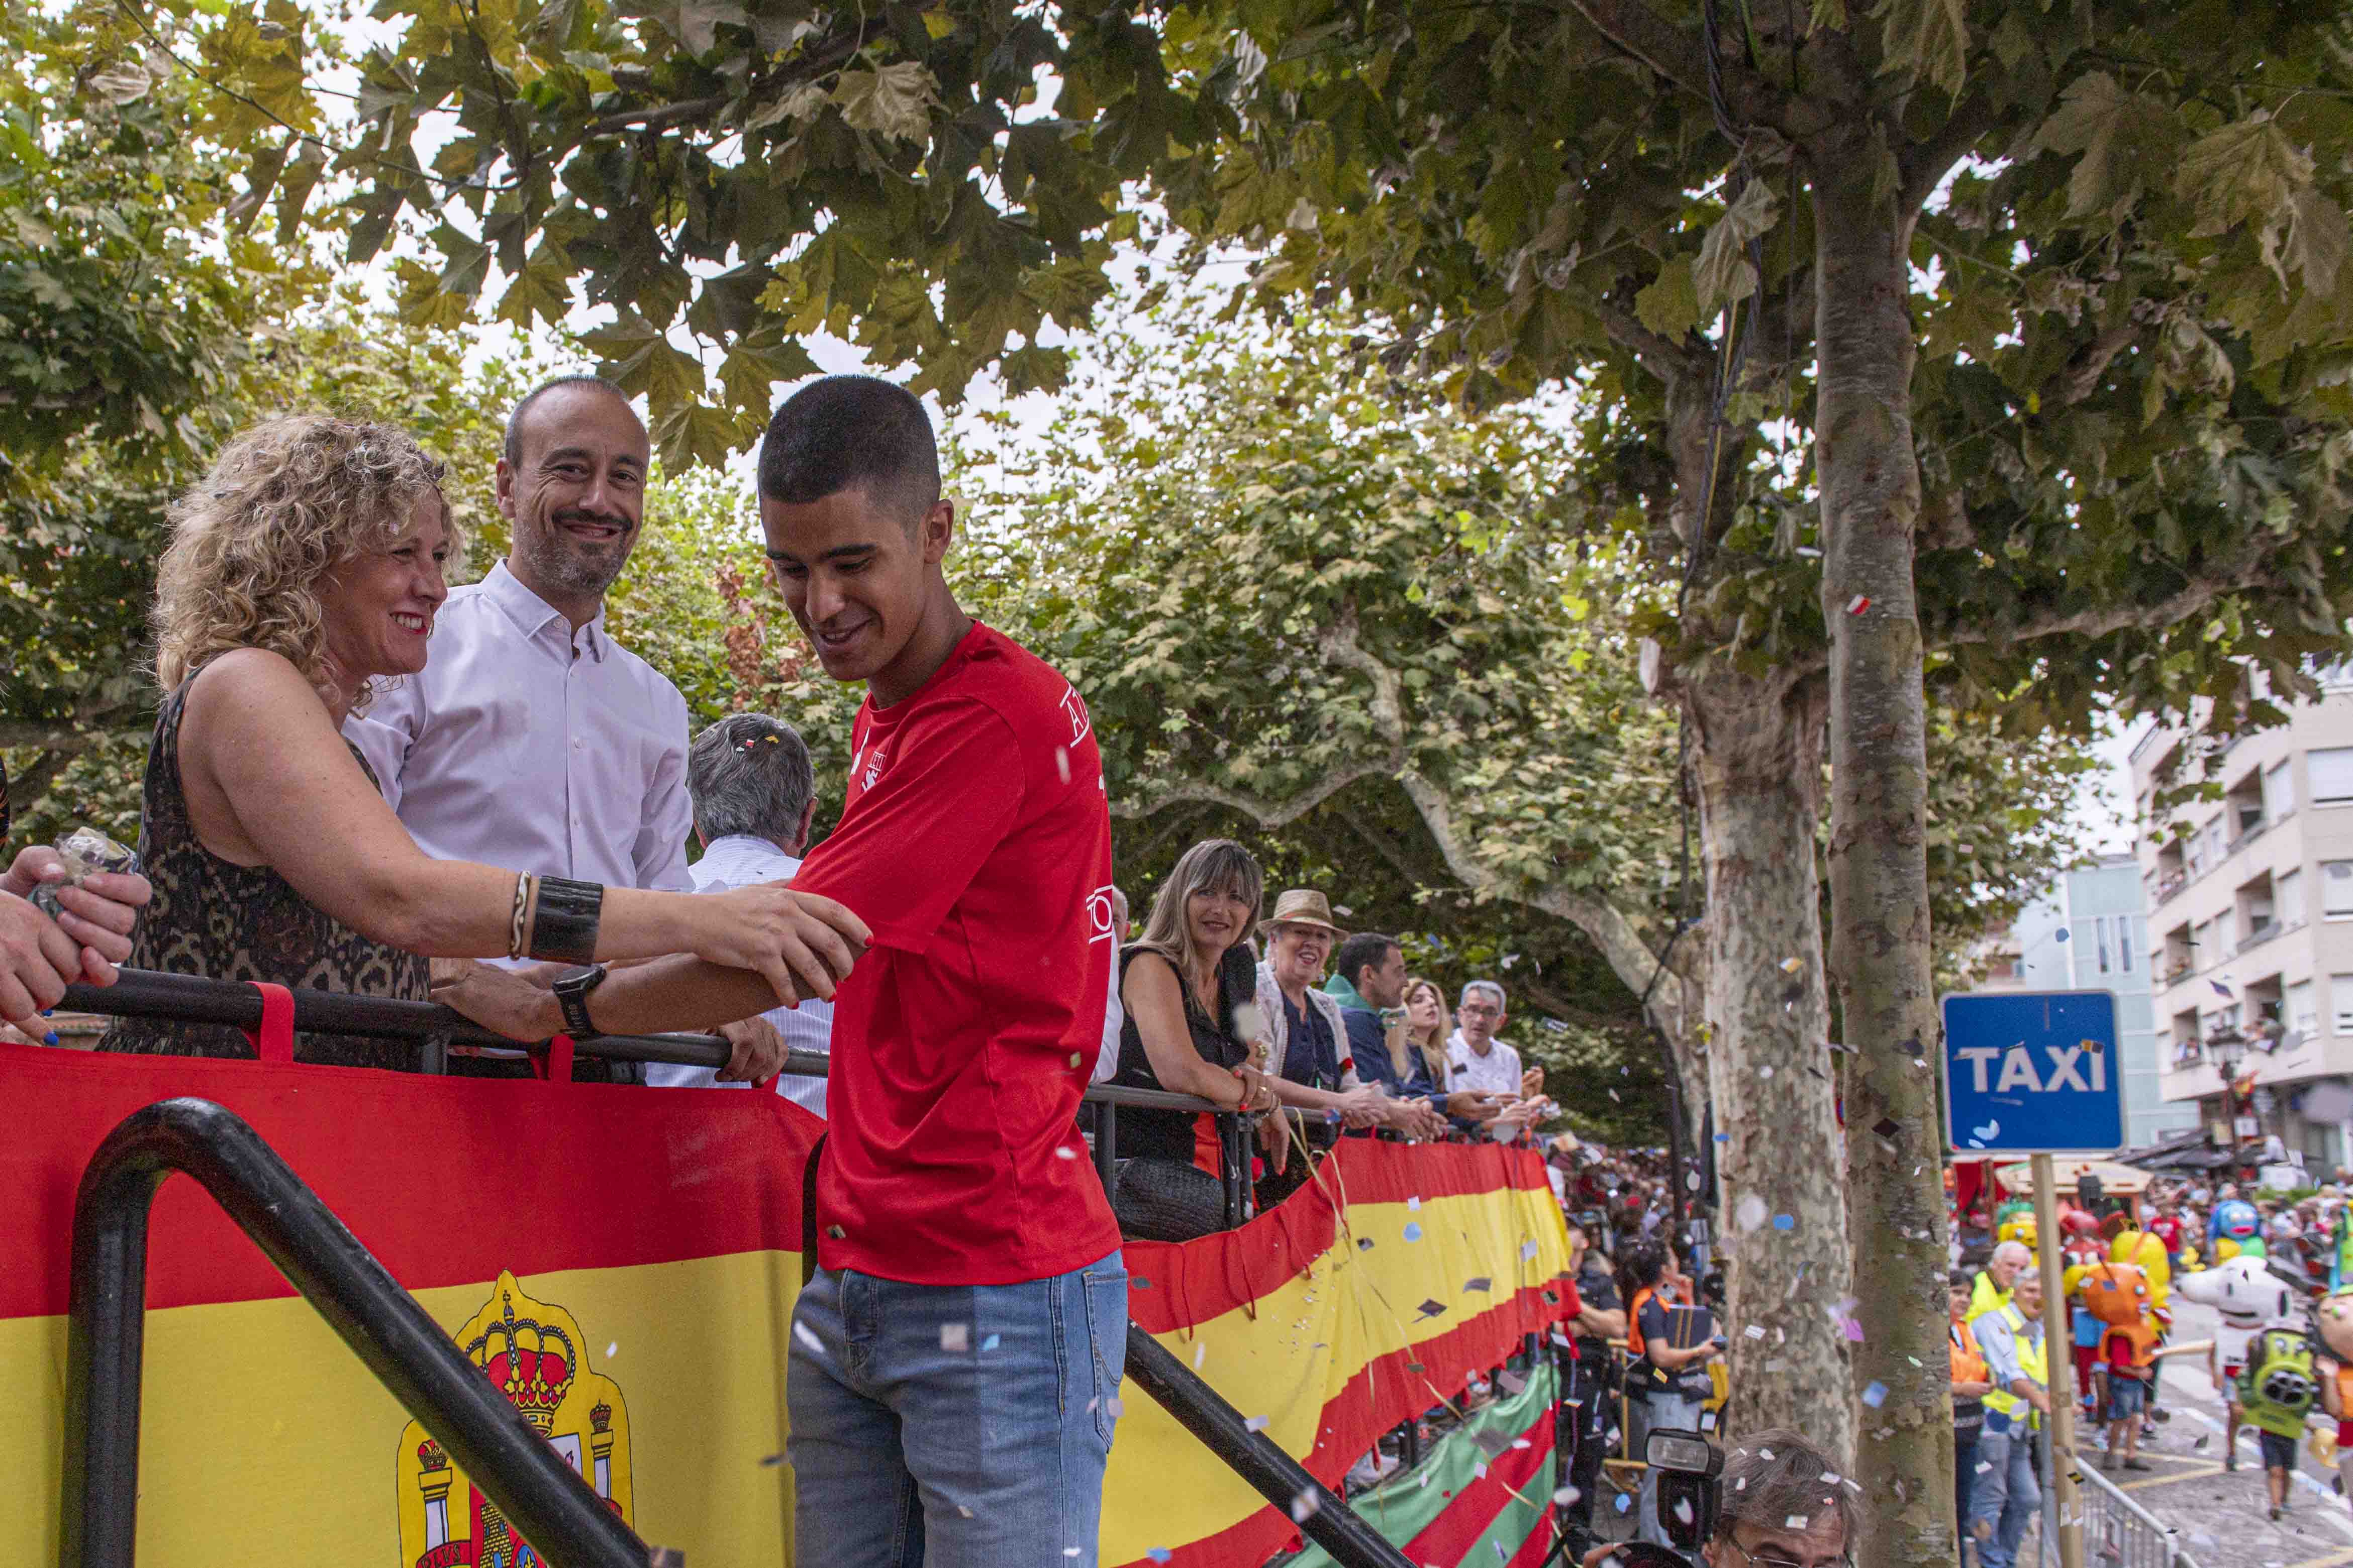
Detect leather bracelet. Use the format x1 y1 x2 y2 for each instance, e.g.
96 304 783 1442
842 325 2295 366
526 876 604 965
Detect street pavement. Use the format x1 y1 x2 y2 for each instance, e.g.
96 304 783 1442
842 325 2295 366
2012 1295 2353 1568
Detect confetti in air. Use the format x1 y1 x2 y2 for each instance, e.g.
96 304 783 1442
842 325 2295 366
1861 1381 1888 1408
941 1323 970 1352
793 1321 825 1355
1291 1489 1321 1522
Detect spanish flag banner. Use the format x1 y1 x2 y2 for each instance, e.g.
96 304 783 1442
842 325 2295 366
1 1041 816 1565
1 1043 1572 1565
1103 1137 1578 1568
1288 1362 1562 1568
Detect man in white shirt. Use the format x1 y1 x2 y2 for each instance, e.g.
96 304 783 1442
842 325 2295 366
1447 979 1553 1141
348 374 782 1081
648 714 832 1114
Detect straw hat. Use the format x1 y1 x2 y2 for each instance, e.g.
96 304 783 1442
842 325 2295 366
1259 888 1345 940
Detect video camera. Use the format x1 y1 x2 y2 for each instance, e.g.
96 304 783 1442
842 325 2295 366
1591 1427 1718 1566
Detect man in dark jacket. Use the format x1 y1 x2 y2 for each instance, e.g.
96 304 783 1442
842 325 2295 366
1326 931 1449 1138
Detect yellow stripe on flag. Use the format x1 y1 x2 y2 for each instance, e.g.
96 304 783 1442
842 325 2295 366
2 1252 802 1565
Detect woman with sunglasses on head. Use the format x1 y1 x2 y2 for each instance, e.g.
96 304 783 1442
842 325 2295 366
1107 839 1282 1239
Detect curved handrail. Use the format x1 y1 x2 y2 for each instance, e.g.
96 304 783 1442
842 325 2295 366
59 968 1224 1111
60 1097 651 1568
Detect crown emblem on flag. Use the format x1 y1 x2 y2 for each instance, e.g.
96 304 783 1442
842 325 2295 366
417 1438 448 1472
465 1288 577 1434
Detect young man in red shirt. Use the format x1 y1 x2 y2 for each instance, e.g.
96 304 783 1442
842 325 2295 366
757 375 1127 1566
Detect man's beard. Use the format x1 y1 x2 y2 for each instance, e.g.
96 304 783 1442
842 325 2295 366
524 511 633 599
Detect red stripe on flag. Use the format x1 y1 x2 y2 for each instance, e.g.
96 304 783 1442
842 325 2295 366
1106 1372 1562 1568
0 1042 817 1318
1127 1138 1556 1334
1399 1412 1556 1566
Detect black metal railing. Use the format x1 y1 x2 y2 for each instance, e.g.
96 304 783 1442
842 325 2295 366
61 1097 652 1568
1124 1328 1416 1568
63 967 1256 1228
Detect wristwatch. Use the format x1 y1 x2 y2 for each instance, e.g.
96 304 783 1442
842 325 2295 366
552 963 610 1038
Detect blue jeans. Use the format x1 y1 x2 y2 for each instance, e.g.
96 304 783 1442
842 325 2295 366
788 1251 1128 1567
1969 1416 2041 1568
1632 1388 1706 1547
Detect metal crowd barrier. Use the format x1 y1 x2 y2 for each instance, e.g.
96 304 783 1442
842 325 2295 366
2069 1461 2202 1568
44 971 1422 1568
61 967 1258 1228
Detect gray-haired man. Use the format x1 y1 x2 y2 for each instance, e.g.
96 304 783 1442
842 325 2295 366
646 712 832 1114
1447 979 1553 1140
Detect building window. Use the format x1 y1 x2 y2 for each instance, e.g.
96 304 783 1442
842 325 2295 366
2118 918 2134 973
2336 974 2353 1035
2280 868 2305 929
2291 979 2317 1040
2095 916 2113 974
2328 862 2353 921
2269 760 2297 820
2315 748 2353 807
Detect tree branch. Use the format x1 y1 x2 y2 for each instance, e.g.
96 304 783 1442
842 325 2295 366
1898 90 1999 216
1109 761 1400 830
1592 293 1712 387
583 28 874 138
0 721 114 753
1563 0 1820 137
1931 556 2285 650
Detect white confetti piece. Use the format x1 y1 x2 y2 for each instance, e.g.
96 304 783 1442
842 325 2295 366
941 1323 970 1352
1245 1415 1268 1433
1054 747 1071 783
1291 1488 1321 1522
793 1321 825 1355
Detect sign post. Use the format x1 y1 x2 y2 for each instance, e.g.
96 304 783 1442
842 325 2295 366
1945 990 2124 1568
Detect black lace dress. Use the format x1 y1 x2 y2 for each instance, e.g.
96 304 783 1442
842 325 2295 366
96 677 430 1068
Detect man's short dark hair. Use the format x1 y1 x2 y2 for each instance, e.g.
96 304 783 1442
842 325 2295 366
687 714 815 847
504 374 633 466
1334 932 1399 993
1715 1428 1855 1545
757 374 940 523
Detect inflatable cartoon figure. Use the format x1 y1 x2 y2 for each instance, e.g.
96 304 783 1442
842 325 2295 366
2178 1255 2297 1465
1997 1209 2040 1250
2212 1198 2265 1261
2109 1224 2172 1310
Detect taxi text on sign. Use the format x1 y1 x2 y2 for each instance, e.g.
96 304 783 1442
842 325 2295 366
1942 989 2124 1156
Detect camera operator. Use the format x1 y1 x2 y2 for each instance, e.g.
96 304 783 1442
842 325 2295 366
1579 1427 1853 1568
1562 1213 1627 1550
1621 1239 1722 1547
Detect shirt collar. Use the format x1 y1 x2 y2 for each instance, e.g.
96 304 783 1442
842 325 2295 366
691 834 801 888
481 559 608 662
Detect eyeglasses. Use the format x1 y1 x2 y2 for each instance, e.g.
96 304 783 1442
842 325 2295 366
1717 1533 1853 1568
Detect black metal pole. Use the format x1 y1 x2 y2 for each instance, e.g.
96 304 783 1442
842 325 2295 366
60 1098 649 1568
1093 1100 1119 1195
1124 1326 1417 1568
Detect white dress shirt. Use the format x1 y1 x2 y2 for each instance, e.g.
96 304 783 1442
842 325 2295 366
344 560 695 894
1447 1027 1524 1099
643 834 832 1115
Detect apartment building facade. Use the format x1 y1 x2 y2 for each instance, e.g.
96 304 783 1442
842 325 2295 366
2138 667 2353 1171
1980 855 2196 1150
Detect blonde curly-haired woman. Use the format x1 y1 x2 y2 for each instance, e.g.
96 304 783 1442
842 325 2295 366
101 415 866 1068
